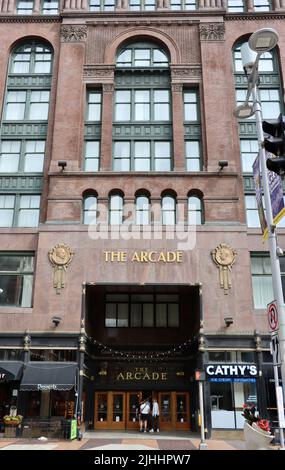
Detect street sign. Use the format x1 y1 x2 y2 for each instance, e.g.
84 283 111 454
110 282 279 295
267 300 279 332
270 333 281 366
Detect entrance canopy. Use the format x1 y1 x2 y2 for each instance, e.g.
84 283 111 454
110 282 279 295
0 361 23 382
20 362 77 391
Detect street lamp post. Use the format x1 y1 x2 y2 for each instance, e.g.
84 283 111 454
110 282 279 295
234 28 285 448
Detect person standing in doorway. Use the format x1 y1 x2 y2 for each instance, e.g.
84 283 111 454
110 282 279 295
150 398 160 433
139 399 150 432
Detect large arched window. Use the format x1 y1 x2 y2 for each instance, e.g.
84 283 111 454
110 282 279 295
109 192 124 225
0 39 53 227
188 195 202 225
83 193 97 225
233 39 284 228
113 40 172 172
161 193 176 225
135 192 150 225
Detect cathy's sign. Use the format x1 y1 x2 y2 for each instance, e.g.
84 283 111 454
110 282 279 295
206 364 258 378
103 251 183 263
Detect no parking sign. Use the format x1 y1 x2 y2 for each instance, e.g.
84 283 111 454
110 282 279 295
267 300 279 332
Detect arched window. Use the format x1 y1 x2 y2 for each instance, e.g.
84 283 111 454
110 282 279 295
0 40 53 227
188 196 202 225
109 193 124 225
136 193 150 225
83 194 97 225
162 194 176 225
116 43 168 68
113 41 172 172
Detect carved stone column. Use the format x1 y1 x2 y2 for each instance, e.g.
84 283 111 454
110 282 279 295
100 83 114 171
171 83 185 171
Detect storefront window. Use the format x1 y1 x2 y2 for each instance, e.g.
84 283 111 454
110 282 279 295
0 349 22 360
208 351 237 362
50 390 75 418
210 381 257 429
208 351 255 363
30 349 77 362
26 391 41 417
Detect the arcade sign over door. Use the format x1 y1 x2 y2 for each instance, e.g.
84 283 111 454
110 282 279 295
206 364 258 383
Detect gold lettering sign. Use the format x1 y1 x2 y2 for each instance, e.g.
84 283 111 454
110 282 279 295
115 367 168 382
104 251 183 263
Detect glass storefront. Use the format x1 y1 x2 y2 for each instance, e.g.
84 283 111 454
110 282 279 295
210 380 257 429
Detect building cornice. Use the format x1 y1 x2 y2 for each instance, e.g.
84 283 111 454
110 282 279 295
225 13 285 21
0 15 61 23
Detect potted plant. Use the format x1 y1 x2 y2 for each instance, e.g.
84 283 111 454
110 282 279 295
242 404 274 450
3 415 23 438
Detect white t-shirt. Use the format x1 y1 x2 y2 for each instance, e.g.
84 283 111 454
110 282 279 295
140 403 150 415
152 402 159 417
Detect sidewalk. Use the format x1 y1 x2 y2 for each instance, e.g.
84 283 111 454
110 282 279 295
0 430 250 450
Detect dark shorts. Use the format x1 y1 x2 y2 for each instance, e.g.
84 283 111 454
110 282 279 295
141 414 149 421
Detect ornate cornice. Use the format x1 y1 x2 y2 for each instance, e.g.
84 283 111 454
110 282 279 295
0 16 61 23
225 14 285 21
61 24 87 42
171 65 202 79
86 19 200 27
83 65 115 79
199 22 225 41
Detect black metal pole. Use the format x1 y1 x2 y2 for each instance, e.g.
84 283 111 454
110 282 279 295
77 283 86 440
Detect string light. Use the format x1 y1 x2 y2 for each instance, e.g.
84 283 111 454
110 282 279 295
85 335 198 362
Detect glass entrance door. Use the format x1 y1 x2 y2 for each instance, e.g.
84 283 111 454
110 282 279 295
158 392 172 430
94 392 109 429
95 391 190 430
175 392 190 430
94 392 126 429
111 392 125 429
126 392 141 429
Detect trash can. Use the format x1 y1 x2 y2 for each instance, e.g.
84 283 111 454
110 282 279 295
64 419 77 440
69 419 77 440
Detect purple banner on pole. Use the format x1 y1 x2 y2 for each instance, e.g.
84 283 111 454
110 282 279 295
266 151 285 229
253 154 267 236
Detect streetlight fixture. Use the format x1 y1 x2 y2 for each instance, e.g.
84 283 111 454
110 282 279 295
234 28 285 449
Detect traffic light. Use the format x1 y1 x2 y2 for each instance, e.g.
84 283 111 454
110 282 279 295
263 114 285 175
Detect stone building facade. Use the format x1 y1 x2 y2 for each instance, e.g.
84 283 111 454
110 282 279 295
0 0 284 436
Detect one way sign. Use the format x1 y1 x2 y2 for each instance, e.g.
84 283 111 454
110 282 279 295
270 333 281 365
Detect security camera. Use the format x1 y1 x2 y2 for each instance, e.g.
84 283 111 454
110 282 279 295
52 316 62 327
58 161 67 170
218 160 228 170
224 317 233 327
276 246 284 257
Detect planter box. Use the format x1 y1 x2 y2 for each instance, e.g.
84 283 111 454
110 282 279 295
244 421 274 450
4 426 18 438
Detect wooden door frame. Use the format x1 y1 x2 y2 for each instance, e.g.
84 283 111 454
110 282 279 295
175 392 190 430
94 391 109 430
110 391 126 430
126 392 141 430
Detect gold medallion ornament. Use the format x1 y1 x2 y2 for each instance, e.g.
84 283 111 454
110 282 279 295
49 244 74 294
211 244 237 295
